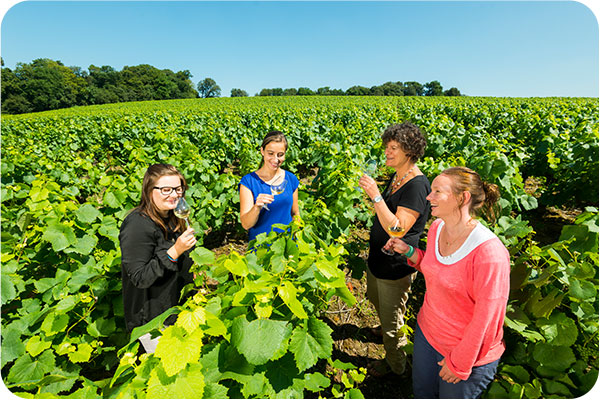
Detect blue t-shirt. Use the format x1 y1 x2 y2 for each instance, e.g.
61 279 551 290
239 170 299 242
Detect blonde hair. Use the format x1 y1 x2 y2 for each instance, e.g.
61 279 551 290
441 166 501 222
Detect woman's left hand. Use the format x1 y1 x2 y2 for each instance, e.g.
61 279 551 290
438 358 461 384
358 174 380 200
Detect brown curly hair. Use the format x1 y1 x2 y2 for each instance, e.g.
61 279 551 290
381 121 427 163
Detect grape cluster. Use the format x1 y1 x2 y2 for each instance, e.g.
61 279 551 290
574 341 599 367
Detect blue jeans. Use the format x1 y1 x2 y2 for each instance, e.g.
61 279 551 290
412 324 499 399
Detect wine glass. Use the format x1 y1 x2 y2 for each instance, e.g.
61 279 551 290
357 159 377 191
262 176 287 211
174 197 191 228
381 218 405 255
363 159 378 177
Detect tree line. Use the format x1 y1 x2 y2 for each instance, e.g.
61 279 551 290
1 58 461 114
251 80 461 97
1 58 202 114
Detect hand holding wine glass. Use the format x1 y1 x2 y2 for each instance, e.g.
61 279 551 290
170 196 196 259
381 218 406 255
262 176 287 211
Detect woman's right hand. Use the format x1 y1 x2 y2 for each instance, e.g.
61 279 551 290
384 238 410 255
255 193 274 208
173 227 197 254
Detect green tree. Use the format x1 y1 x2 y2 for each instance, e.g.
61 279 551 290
230 88 248 97
283 88 298 96
444 87 462 96
1 58 87 113
345 85 370 96
197 77 221 98
297 87 314 96
369 85 385 96
380 81 404 96
403 81 424 96
424 80 444 96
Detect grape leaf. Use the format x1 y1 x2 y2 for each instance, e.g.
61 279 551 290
25 335 52 357
154 326 204 377
7 350 55 385
42 222 76 252
231 316 291 365
75 203 101 224
288 317 333 372
278 281 308 319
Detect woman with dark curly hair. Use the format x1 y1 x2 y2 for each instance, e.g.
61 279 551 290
359 121 431 376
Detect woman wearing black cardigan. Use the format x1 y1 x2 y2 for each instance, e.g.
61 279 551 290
119 163 196 353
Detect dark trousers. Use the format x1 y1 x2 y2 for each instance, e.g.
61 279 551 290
412 323 499 399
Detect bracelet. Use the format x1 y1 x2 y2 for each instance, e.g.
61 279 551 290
167 254 178 262
404 245 415 258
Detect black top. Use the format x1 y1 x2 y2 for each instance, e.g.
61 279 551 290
119 209 194 332
368 174 431 280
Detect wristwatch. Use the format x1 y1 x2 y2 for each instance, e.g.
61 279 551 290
373 195 383 203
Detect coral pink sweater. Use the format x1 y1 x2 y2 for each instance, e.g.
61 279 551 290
409 219 510 380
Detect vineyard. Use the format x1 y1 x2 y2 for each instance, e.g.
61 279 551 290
1 96 598 398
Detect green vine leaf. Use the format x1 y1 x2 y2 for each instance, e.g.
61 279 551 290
231 316 292 365
68 343 93 363
154 326 204 377
75 203 101 224
25 336 52 357
278 281 308 319
7 350 56 386
42 222 76 252
288 317 333 372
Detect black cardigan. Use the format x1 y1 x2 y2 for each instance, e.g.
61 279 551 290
119 209 193 332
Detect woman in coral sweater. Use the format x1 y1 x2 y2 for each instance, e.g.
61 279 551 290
384 166 510 399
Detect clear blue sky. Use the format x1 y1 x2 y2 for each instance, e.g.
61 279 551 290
1 0 598 97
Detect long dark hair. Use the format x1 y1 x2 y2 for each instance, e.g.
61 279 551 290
135 163 188 237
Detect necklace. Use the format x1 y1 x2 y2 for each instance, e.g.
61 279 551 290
391 166 414 190
442 219 476 247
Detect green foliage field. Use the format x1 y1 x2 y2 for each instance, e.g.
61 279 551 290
1 96 598 398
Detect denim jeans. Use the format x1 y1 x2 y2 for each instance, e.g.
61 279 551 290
412 323 499 398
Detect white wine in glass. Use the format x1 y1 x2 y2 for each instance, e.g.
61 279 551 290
387 225 406 238
382 219 404 255
263 176 287 211
271 179 287 195
174 197 191 228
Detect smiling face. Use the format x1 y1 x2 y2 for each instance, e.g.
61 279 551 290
260 141 287 171
384 140 410 169
151 174 182 215
427 174 462 218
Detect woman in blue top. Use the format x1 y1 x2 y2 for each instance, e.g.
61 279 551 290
239 131 300 242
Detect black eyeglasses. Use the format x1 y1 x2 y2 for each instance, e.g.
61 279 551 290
153 186 184 196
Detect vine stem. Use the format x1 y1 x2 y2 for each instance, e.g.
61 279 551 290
66 291 98 337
